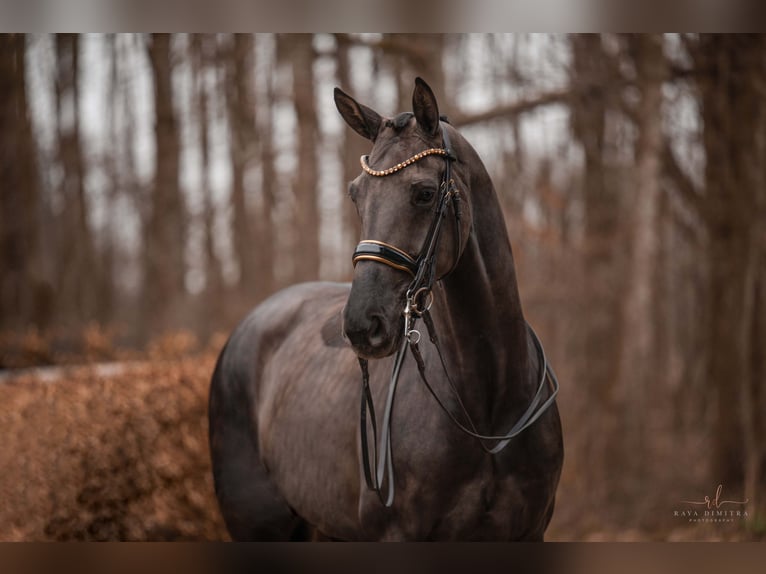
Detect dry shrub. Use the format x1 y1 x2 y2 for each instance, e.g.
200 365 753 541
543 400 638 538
0 357 228 541
147 331 200 361
81 322 117 361
0 328 53 368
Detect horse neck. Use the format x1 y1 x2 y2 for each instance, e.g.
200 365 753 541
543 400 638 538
436 163 534 422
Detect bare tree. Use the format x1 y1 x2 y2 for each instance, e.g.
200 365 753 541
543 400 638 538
191 34 225 329
381 34 446 112
568 34 622 501
0 34 48 330
54 34 97 326
615 34 666 482
254 35 277 297
288 34 320 282
692 34 766 507
143 34 186 332
223 34 259 295
94 34 120 326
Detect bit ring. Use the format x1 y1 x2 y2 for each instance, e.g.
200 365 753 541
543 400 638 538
410 288 434 316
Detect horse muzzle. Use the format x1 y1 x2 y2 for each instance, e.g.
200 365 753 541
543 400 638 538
343 267 406 359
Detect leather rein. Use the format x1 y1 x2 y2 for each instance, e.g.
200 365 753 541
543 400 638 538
351 124 560 507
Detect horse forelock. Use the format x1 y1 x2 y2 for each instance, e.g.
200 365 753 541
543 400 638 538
385 112 414 132
368 114 455 171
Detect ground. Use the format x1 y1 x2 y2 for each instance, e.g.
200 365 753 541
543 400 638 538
0 350 759 541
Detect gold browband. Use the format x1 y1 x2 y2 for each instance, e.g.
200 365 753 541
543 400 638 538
360 148 451 177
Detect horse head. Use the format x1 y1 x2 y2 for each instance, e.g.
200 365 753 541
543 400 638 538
334 78 473 359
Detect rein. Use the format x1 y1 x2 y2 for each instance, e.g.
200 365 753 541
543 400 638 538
352 124 559 507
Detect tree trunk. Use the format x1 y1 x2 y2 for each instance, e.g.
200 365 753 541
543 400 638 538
54 33 96 326
224 34 259 295
144 33 185 333
0 34 48 331
289 34 320 282
569 33 622 502
255 34 277 297
191 34 225 331
615 34 666 484
96 34 119 326
696 35 766 493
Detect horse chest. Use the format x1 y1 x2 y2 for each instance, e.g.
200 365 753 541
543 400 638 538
360 451 535 541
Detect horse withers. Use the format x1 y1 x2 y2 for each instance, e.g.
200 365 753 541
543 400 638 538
208 78 563 541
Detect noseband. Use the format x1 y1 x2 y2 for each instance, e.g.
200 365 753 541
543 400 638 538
351 123 559 507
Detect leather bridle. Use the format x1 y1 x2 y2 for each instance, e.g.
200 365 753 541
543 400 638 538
351 123 559 507
352 132 462 285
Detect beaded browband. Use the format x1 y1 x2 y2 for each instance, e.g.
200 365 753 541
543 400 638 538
360 148 452 177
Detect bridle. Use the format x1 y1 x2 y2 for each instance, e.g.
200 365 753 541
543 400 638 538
352 142 462 285
350 123 559 507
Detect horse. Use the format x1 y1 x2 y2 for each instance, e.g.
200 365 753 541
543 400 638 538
208 78 563 541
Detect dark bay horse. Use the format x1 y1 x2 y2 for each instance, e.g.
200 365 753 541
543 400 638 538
208 78 563 541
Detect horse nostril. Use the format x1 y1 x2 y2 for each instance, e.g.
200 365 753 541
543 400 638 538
368 314 387 348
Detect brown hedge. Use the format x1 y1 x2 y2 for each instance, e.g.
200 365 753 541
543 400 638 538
0 357 228 541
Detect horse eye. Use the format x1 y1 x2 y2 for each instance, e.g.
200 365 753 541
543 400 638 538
414 187 436 205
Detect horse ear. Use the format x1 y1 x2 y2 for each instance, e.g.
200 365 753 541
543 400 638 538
412 77 440 137
334 87 382 141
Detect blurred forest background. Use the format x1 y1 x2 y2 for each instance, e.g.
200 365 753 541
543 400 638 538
0 33 764 540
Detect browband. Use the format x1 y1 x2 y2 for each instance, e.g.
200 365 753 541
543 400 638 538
360 148 452 177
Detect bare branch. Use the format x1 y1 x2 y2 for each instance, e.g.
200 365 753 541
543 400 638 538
450 91 570 127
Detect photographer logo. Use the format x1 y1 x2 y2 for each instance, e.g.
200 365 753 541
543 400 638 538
674 484 749 523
